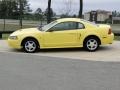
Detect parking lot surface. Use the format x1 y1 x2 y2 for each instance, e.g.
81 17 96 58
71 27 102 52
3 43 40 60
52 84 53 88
0 52 120 90
1 40 120 90
0 40 120 62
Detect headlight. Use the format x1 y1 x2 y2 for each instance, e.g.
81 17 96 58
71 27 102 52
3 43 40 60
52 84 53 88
9 36 18 40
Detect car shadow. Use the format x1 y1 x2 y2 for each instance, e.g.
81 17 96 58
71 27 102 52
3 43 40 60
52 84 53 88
10 46 113 53
98 46 113 51
38 47 85 53
37 46 112 53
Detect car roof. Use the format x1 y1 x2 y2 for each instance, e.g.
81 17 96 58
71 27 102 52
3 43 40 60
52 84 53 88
56 18 81 23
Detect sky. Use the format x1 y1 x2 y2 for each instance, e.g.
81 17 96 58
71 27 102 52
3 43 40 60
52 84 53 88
28 0 120 14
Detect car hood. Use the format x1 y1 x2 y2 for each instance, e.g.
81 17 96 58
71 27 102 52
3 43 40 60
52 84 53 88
10 28 41 36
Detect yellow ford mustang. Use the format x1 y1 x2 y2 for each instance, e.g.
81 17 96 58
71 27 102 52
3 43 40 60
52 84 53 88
8 18 114 53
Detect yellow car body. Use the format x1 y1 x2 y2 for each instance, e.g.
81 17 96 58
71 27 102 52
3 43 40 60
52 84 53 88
8 18 114 53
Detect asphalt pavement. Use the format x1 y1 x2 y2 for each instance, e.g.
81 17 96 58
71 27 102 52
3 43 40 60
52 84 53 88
0 52 120 90
0 40 120 90
0 40 120 62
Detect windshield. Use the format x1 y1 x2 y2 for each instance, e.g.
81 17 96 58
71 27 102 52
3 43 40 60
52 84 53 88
39 20 57 31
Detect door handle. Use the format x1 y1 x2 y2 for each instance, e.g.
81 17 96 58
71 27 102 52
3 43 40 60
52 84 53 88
79 34 81 40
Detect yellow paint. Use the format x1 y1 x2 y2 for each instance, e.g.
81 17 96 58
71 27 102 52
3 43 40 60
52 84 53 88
8 18 114 49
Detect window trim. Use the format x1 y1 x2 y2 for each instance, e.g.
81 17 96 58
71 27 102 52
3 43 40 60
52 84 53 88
47 21 85 32
77 22 85 29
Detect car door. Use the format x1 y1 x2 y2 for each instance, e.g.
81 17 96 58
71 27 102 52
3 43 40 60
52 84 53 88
43 22 81 47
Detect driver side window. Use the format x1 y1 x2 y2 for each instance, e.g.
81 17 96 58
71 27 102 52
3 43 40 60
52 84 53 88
50 22 77 31
49 22 85 31
51 22 67 31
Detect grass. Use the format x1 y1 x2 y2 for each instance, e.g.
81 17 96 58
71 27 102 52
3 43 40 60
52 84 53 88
114 36 120 41
0 24 36 31
2 34 10 39
0 24 36 39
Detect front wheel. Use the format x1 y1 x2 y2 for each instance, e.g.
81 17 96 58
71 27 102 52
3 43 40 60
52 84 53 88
23 39 38 53
84 37 99 51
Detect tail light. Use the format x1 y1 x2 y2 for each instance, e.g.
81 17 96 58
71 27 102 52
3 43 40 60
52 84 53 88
108 28 112 35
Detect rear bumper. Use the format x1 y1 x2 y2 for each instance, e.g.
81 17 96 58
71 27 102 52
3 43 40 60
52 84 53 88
101 33 114 45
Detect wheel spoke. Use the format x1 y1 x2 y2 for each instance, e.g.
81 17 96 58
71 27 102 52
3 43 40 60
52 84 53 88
24 40 37 52
86 39 98 51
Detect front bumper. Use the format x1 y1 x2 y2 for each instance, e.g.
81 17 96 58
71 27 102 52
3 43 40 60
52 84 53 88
8 39 22 49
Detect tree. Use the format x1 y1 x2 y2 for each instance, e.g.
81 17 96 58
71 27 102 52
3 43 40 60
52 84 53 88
19 0 23 28
0 0 7 18
18 0 32 28
17 0 31 28
0 0 31 19
0 0 31 30
18 0 32 14
44 7 55 18
34 8 43 20
35 8 42 14
112 11 120 17
0 0 8 31
79 0 83 18
63 0 72 16
47 0 51 23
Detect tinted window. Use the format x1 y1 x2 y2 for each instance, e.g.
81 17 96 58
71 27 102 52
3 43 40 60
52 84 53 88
78 23 85 29
50 22 85 31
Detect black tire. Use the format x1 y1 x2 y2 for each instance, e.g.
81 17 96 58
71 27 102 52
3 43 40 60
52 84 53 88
84 37 99 51
22 39 38 53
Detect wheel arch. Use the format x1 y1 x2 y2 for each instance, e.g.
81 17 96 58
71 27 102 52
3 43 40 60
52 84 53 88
21 37 40 47
83 35 101 45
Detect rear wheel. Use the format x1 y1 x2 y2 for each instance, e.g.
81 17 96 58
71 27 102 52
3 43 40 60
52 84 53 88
84 37 99 51
23 39 38 53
